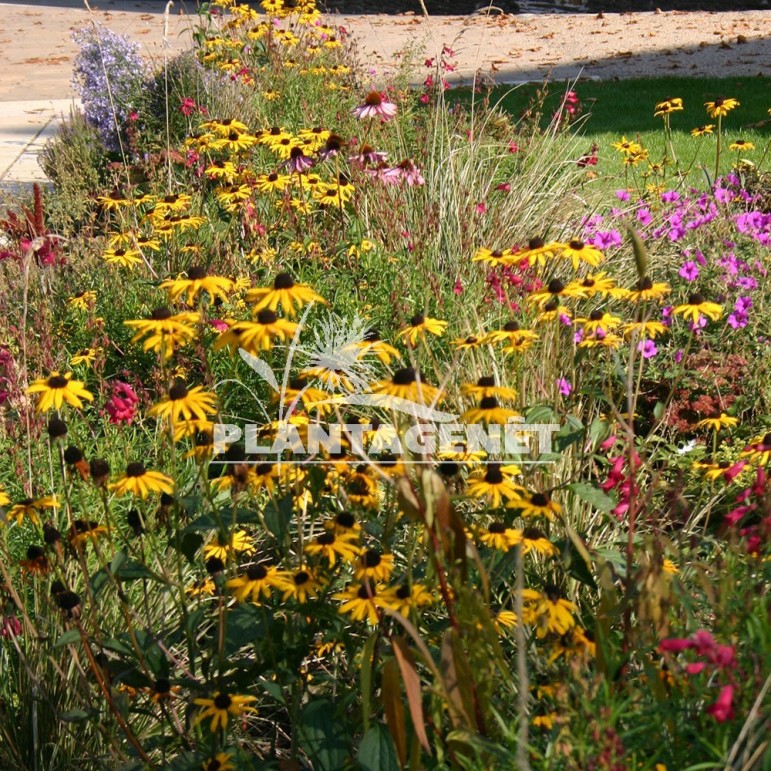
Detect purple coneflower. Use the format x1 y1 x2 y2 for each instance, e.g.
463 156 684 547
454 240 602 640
350 143 388 168
352 91 397 121
287 146 313 174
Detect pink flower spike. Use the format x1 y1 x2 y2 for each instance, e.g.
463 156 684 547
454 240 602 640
706 685 735 723
659 637 693 654
723 460 748 483
685 662 708 675
691 630 716 655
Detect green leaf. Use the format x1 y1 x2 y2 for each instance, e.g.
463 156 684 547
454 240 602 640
54 629 80 647
298 699 350 771
555 537 597 590
360 633 378 733
359 723 399 771
90 566 110 597
263 494 294 543
224 604 263 657
59 708 95 723
101 637 135 657
179 531 204 563
567 482 616 513
525 405 557 424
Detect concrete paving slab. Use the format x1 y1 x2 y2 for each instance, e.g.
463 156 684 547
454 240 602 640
0 99 78 191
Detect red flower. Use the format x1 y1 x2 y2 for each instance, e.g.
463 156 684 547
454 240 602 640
105 382 139 425
706 685 734 723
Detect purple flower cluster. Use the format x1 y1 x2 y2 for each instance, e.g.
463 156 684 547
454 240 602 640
72 26 145 151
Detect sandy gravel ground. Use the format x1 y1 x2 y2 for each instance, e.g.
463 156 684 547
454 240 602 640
0 2 769 101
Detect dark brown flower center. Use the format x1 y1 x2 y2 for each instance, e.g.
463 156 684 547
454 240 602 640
151 306 173 320
126 462 146 477
636 276 653 291
246 564 268 581
329 512 353 533
361 549 382 568
547 279 565 294
477 375 496 387
488 522 507 534
528 237 545 250
589 310 603 321
523 527 545 540
187 265 207 280
531 493 549 506
357 584 376 599
503 320 521 332
294 570 310 585
257 309 278 325
317 532 336 546
255 463 274 476
485 464 503 484
409 314 425 327
364 91 383 106
392 367 416 386
47 375 68 389
688 293 705 306
213 693 232 710
154 678 171 694
569 239 584 250
274 272 294 290
169 382 189 400
480 396 499 410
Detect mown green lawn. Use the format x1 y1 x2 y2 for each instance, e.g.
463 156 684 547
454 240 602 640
453 76 771 188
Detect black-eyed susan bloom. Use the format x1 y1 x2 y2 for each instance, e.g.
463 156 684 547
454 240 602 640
70 348 98 368
110 463 174 499
461 396 519 425
27 372 93 413
214 312 299 354
467 463 523 508
398 314 448 346
696 413 738 432
67 519 108 548
148 383 218 424
521 527 559 557
305 531 360 566
691 124 715 138
522 585 577 637
451 334 484 351
509 490 562 520
575 310 622 335
246 273 325 318
520 237 562 267
203 530 254 562
740 432 771 466
461 376 517 402
356 329 400 365
672 293 723 323
354 549 394 582
203 753 235 771
622 319 668 340
611 136 643 155
102 246 142 268
569 272 620 299
729 139 754 152
370 367 442 405
226 563 285 603
621 276 671 303
5 496 58 526
557 239 604 269
483 321 539 349
0 484 9 507
526 278 586 310
334 583 383 625
193 692 257 732
124 308 200 359
380 582 433 616
477 521 520 551
705 96 739 118
654 97 683 117
472 247 514 266
278 567 321 603
20 544 50 575
159 266 234 305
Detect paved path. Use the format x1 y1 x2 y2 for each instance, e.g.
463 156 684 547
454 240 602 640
1 1 770 189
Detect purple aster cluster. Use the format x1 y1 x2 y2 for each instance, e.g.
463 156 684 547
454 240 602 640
72 26 145 151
